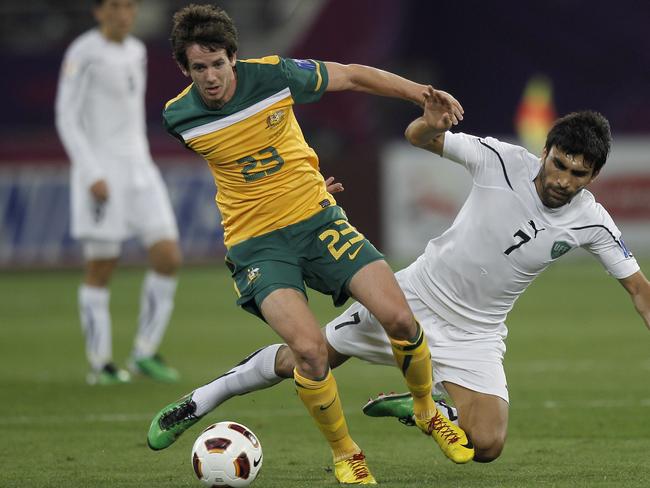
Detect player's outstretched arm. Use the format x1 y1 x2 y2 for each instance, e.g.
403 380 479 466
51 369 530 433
404 86 463 156
619 270 650 330
324 61 425 104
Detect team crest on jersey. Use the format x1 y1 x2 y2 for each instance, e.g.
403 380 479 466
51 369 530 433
247 267 261 284
551 241 572 259
266 109 286 129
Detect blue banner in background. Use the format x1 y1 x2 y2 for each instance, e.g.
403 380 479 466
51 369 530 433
0 164 225 267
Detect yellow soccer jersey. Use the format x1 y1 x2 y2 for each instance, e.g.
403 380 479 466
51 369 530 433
163 56 335 247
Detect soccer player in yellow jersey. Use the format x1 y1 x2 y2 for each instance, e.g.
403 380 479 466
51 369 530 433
147 4 470 483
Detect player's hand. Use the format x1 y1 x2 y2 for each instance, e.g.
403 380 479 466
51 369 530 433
325 176 344 194
90 179 109 202
422 86 464 131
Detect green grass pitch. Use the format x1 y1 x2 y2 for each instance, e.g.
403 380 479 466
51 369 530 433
1 258 649 487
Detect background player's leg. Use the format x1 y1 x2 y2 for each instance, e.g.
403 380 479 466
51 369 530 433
444 382 509 462
130 239 181 382
79 242 128 384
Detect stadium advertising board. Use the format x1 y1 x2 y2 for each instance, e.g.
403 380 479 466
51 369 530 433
0 163 225 267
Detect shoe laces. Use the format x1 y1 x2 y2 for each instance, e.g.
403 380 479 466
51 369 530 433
346 452 370 480
426 410 459 444
160 399 196 430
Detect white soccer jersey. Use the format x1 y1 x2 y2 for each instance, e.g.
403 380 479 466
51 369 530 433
406 132 639 334
56 29 152 185
55 29 175 241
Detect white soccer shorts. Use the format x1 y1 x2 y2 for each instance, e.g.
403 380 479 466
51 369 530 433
325 269 509 403
71 163 178 252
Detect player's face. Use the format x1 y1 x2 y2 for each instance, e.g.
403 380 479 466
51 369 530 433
183 45 237 110
535 146 599 208
94 0 137 42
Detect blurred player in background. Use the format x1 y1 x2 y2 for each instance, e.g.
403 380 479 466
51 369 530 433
149 89 650 466
55 0 181 385
146 4 469 484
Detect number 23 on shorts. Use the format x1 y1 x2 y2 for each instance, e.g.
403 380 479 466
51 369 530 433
319 219 365 261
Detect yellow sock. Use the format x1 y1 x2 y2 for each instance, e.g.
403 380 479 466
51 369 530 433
294 368 359 462
389 320 435 420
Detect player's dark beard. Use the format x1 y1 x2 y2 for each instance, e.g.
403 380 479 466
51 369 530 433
535 165 569 208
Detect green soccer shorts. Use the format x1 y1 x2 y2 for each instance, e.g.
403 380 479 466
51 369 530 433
225 206 384 321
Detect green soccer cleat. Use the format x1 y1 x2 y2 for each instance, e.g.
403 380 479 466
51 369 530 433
362 392 416 425
362 392 457 427
147 394 201 450
86 363 131 386
130 354 180 383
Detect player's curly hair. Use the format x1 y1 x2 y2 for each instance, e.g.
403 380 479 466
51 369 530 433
544 111 612 173
170 4 238 70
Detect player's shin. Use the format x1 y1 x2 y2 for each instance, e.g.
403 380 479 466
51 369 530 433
294 368 360 462
79 284 112 370
389 320 435 420
192 344 284 416
133 271 177 358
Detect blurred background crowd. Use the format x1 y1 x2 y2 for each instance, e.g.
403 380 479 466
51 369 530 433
2 0 649 266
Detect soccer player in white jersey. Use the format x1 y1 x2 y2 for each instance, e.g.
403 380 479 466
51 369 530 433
55 0 182 385
146 88 650 464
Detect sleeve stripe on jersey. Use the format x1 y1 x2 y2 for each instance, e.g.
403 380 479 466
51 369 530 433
570 224 629 253
312 59 323 92
179 87 291 141
479 140 513 190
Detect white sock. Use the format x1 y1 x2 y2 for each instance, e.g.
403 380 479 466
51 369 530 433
78 285 112 371
192 344 284 417
435 398 459 426
132 271 177 359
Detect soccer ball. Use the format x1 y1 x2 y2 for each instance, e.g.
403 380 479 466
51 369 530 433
191 421 263 487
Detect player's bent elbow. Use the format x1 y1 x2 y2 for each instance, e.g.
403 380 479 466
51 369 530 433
404 126 433 151
404 126 419 147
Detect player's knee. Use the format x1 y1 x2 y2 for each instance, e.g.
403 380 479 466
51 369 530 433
290 338 329 378
155 246 182 275
149 240 182 275
382 307 417 341
469 429 506 463
166 247 183 273
84 260 116 287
